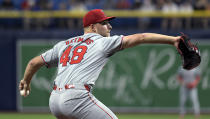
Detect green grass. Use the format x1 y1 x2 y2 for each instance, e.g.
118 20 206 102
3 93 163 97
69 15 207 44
0 113 55 119
0 113 209 119
118 114 210 119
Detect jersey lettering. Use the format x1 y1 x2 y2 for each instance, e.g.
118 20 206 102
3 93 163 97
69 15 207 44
84 38 94 45
77 37 83 42
66 41 70 45
60 45 87 66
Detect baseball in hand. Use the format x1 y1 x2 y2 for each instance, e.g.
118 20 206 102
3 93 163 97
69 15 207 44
20 90 30 96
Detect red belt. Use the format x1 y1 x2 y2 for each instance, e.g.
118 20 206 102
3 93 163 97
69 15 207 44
53 84 91 92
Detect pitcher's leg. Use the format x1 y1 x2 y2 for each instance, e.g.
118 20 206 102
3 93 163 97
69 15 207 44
81 93 118 119
49 92 65 119
58 91 118 119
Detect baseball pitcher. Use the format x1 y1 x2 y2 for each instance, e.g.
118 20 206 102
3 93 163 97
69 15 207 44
19 9 192 119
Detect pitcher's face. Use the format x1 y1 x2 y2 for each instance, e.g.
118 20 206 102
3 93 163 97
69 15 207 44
95 20 112 37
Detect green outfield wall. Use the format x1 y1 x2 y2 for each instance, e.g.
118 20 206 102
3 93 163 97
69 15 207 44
17 40 210 112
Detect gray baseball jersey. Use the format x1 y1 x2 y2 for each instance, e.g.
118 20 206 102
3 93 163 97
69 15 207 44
41 33 123 119
41 33 123 87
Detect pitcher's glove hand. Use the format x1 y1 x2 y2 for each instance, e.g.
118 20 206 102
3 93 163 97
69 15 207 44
177 33 201 70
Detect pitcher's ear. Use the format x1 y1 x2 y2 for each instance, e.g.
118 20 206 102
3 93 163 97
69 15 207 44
90 24 96 32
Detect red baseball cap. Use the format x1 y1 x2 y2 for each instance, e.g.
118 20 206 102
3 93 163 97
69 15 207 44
83 9 115 27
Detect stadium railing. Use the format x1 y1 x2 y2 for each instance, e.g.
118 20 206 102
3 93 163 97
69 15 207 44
0 10 210 18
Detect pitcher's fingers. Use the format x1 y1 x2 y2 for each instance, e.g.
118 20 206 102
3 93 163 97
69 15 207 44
19 82 24 90
23 83 28 92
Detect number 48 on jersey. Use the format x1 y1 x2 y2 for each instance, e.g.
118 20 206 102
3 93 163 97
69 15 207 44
60 45 87 66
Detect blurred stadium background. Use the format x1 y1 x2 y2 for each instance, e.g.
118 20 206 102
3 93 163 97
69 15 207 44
1 0 210 118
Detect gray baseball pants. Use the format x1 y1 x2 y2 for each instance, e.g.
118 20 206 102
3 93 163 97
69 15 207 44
179 86 200 115
49 87 118 119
